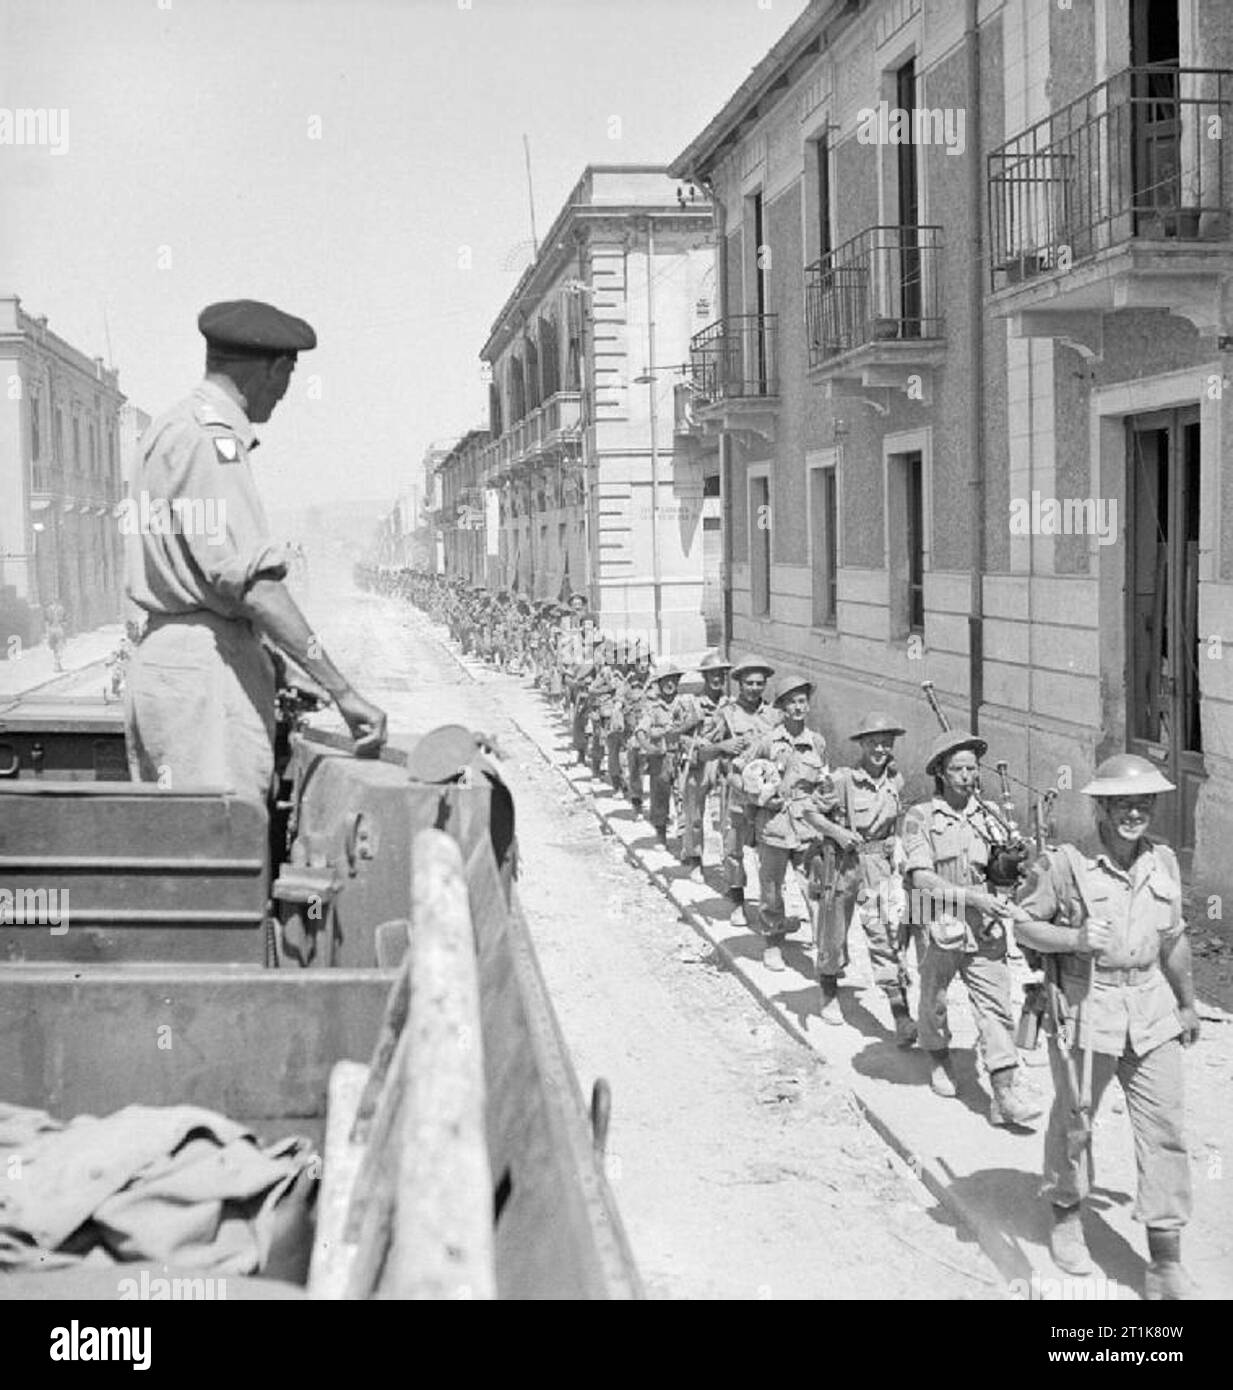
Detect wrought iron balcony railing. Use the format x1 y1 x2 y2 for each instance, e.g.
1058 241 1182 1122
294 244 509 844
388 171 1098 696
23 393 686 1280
805 225 943 367
690 314 778 403
988 65 1233 289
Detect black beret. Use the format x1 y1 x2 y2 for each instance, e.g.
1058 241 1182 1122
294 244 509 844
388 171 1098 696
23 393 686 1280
198 299 317 355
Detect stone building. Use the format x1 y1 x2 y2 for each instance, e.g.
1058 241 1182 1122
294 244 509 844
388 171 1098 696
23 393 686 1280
0 295 127 647
670 0 1233 898
436 428 492 589
477 165 718 655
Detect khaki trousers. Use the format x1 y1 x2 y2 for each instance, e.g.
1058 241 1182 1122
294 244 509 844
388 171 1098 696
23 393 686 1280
125 612 276 807
1042 1036 1191 1228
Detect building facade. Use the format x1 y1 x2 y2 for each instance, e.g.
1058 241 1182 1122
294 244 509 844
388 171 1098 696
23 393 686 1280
671 0 1233 900
436 428 492 589
0 295 127 648
476 165 718 655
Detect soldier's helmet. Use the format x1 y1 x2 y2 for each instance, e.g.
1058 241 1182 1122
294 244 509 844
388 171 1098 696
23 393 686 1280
924 730 988 777
1079 754 1174 796
697 651 732 675
771 673 814 707
730 655 775 681
652 662 686 686
850 711 906 741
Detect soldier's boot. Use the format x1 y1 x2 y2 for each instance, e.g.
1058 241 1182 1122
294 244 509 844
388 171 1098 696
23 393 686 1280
1145 1229 1199 1300
762 941 785 972
818 975 843 1025
685 856 705 884
1049 1204 1094 1277
729 891 747 928
928 1049 957 1098
988 1066 1042 1129
887 989 917 1049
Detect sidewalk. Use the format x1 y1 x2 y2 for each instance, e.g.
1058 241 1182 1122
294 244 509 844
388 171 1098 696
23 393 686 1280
439 629 1233 1303
0 626 122 701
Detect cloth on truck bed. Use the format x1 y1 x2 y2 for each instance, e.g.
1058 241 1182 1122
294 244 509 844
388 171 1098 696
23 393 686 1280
0 1102 316 1277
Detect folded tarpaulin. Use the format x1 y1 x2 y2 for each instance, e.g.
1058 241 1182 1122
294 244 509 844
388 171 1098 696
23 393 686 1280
0 1102 317 1276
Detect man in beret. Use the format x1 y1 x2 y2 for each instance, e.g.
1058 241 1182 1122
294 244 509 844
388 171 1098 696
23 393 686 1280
124 300 387 808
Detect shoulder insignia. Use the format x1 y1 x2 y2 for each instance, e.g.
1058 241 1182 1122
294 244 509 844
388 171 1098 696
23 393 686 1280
213 436 240 463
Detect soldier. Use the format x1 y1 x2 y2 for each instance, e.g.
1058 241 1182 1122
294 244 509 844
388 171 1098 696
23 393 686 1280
733 673 836 972
674 652 731 883
815 712 915 1043
124 300 386 806
618 644 653 812
634 662 689 842
902 731 1039 1127
699 655 777 927
1011 755 1200 1299
585 642 620 779
565 620 598 762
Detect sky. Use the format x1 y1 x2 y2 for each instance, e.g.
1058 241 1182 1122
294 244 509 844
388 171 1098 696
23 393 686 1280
0 0 810 509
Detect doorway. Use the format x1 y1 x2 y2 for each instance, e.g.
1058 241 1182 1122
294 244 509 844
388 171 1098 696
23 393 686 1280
1125 406 1203 858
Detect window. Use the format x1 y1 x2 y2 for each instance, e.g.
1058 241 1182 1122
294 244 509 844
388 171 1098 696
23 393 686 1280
810 463 838 627
816 133 832 261
750 472 771 616
73 417 81 471
906 451 924 633
30 394 40 461
886 442 927 640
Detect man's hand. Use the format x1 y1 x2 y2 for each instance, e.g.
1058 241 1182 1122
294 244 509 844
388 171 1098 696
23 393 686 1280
1076 916 1113 958
1177 1004 1201 1046
828 825 862 853
337 689 387 757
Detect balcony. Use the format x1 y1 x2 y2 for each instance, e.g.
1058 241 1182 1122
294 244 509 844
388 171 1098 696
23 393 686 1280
988 65 1233 346
805 225 945 399
541 390 581 447
688 314 779 444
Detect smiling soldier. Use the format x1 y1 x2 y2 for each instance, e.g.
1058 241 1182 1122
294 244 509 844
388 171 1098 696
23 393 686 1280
1011 755 1201 1300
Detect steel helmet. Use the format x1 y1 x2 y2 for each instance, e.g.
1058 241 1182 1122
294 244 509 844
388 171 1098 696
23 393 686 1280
772 673 814 707
925 730 987 777
1079 754 1175 796
652 663 686 685
697 651 733 674
850 711 906 741
730 654 776 681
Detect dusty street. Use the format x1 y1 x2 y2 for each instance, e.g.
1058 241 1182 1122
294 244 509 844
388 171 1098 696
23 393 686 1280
300 576 1003 1300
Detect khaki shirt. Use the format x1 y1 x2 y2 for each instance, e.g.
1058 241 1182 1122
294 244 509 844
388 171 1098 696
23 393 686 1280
738 724 836 850
902 795 1009 937
831 765 904 843
705 698 777 809
124 380 287 622
1014 836 1185 1057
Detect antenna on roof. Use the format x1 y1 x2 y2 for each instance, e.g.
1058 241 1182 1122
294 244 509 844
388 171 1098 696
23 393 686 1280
523 133 539 259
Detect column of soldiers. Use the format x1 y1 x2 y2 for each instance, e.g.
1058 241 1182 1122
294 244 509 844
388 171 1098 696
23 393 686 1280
380 563 1201 1299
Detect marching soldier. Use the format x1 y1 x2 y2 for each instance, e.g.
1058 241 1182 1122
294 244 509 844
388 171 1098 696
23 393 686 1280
699 656 777 927
815 712 915 1043
585 642 620 780
1011 755 1200 1299
674 652 732 882
733 673 837 972
634 662 689 842
619 645 653 813
902 731 1040 1127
